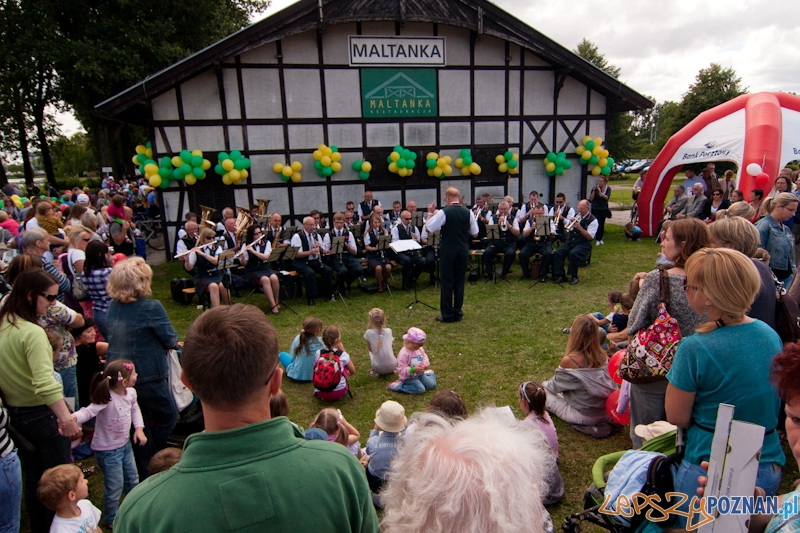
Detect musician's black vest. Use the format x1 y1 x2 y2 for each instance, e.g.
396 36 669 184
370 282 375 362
360 200 376 217
569 214 597 243
181 236 197 250
244 241 268 272
440 205 470 252
397 225 414 240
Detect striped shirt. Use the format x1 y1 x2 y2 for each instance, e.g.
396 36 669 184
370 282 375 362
84 267 112 313
29 254 71 301
0 406 15 458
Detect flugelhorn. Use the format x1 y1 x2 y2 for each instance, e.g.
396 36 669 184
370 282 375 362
564 215 580 231
499 215 508 232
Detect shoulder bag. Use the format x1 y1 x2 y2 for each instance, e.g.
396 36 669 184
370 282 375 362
70 254 88 301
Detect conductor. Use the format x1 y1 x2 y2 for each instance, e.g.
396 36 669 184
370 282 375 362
424 187 479 322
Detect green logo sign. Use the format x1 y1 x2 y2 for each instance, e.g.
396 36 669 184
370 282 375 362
361 69 437 117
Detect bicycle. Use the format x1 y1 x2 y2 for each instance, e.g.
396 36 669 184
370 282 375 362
136 216 165 251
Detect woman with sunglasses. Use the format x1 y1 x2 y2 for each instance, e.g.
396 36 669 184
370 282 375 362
700 188 729 221
187 227 229 308
239 224 280 314
0 269 82 533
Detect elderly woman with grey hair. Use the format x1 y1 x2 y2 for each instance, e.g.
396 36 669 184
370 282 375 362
380 408 554 533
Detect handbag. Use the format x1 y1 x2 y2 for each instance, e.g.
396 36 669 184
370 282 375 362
167 349 194 412
772 273 800 343
619 269 682 384
69 255 88 301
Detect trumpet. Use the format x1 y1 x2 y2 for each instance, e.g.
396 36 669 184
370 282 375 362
564 216 580 231
554 205 562 222
499 215 508 232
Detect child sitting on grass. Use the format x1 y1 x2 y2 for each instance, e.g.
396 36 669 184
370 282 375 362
279 317 324 382
313 326 355 401
363 308 396 377
37 464 101 533
310 408 362 457
387 327 436 394
365 400 407 497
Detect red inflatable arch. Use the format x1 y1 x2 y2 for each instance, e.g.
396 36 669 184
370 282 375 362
638 92 800 236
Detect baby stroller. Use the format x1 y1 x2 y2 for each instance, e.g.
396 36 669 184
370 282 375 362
561 429 684 533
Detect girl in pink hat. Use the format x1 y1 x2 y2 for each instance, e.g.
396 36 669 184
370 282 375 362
387 327 436 394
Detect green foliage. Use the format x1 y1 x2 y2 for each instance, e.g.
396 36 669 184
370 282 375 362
55 176 102 190
51 132 99 178
574 38 621 79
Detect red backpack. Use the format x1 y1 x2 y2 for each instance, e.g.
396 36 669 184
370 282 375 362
313 349 343 391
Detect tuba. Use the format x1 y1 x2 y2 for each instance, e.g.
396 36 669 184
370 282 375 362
199 205 217 229
235 206 255 245
257 198 271 228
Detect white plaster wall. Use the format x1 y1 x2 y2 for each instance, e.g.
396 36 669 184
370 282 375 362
289 152 324 183
228 126 244 150
234 188 251 209
475 185 505 200
155 127 181 154
292 185 328 213
474 71 505 116
284 69 323 118
474 121 505 145
524 70 554 115
590 90 606 115
180 70 222 120
508 71 520 115
523 52 549 67
522 159 550 199
509 121 520 144
366 123 400 147
508 43 521 67
332 184 365 212
248 126 285 151
281 32 319 64
405 188 437 208
474 35 505 66
523 121 551 155
184 126 226 152
241 69 282 118
588 120 606 140
439 122 470 146
222 69 241 119
239 41 278 64
439 26 470 66
248 155 285 184
404 123 436 146
400 22 433 36
555 165 583 208
556 120 580 152
376 190 402 207
288 123 324 150
438 70 470 116
330 151 363 182
324 69 362 118
162 191 181 224
557 77 587 115
439 179 471 204
507 177 520 201
360 22 395 36
152 89 179 121
322 24 356 65
327 124 363 149
264 186 290 215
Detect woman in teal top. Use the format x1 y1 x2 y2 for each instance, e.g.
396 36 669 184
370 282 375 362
666 248 784 524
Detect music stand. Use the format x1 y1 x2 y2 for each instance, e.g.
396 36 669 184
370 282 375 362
423 230 441 292
348 224 363 240
411 211 424 228
265 246 300 315
282 226 298 241
534 216 553 239
328 236 348 307
375 235 394 298
391 240 436 316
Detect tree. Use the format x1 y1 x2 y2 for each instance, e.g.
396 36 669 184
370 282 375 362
51 132 98 178
575 38 621 79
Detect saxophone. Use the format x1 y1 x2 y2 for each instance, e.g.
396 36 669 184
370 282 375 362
272 227 281 249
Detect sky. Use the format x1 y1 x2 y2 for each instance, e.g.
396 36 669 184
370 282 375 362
56 0 800 135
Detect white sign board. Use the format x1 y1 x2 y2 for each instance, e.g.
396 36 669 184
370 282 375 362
349 36 446 66
102 167 113 173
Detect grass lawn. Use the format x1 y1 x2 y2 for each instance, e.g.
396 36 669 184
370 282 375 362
44 222 798 532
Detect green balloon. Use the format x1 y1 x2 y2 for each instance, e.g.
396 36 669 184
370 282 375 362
504 151 513 161
191 155 203 167
563 160 573 169
179 163 191 175
393 145 403 153
409 152 417 161
282 173 291 181
402 150 412 160
215 164 224 175
158 167 171 179
353 160 363 171
507 159 518 169
460 149 470 158
463 156 472 166
146 141 152 149
601 166 611 176
136 153 147 164
314 160 323 171
160 156 171 167
359 170 370 180
218 152 229 162
192 167 205 178
406 161 415 170
230 150 242 160
585 140 595 151
139 164 146 175
546 170 555 177
607 157 615 166
555 166 565 176
234 159 247 170
397 159 407 169
241 158 251 169
159 179 170 189
546 152 557 162
0 200 3 209
145 159 157 167
180 150 192 163
426 158 437 169
589 155 599 165
172 169 183 180
330 146 338 153
322 166 333 177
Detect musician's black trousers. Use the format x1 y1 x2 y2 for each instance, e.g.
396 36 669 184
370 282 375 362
292 258 332 299
329 254 364 289
518 241 553 278
552 240 592 279
395 251 426 288
483 241 518 277
439 249 469 321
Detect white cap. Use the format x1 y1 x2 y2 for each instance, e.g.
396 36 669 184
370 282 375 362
77 193 90 204
634 421 677 443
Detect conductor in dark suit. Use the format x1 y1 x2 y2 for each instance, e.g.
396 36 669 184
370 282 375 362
424 187 478 322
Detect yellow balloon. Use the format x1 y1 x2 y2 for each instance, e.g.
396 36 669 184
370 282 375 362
469 163 481 175
398 168 408 177
185 175 197 185
291 161 302 172
593 137 603 146
461 166 471 176
407 169 413 176
426 152 438 160
362 161 372 172
312 150 322 161
331 162 342 172
145 149 153 159
433 167 443 177
427 169 435 177
222 159 235 171
132 155 140 165
191 149 203 157
135 145 146 154
318 144 327 152
222 174 233 185
172 156 183 167
201 159 211 170
509 166 519 175
331 152 342 162
240 169 248 179
322 147 332 157
499 162 508 173
229 169 241 181
512 153 519 161
581 151 592 161
320 156 331 166
390 151 400 162
11 195 19 201
443 156 452 165
592 146 603 156
144 163 158 175
598 158 608 168
582 136 592 145
443 165 453 175
546 162 556 172
273 162 285 173
291 173 302 183
282 166 293 177
452 158 462 168
602 149 609 158
575 145 585 155
149 175 162 187
495 154 505 164
591 165 602 176
388 162 398 173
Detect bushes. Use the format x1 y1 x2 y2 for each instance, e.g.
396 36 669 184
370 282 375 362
54 177 102 191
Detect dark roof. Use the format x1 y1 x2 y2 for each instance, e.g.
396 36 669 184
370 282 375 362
95 0 652 122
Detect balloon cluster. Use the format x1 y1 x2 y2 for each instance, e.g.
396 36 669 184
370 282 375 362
214 150 251 186
313 144 342 177
575 136 614 177
494 151 519 175
746 163 770 187
352 160 373 181
425 152 453 178
7 195 26 209
387 145 417 177
273 161 303 183
542 151 573 177
164 150 212 187
132 143 166 188
454 149 481 176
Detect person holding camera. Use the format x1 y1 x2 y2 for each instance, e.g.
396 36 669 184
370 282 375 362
589 176 611 245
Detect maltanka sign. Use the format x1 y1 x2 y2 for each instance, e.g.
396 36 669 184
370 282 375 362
360 69 438 117
349 37 445 66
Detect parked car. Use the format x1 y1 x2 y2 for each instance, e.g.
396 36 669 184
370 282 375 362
627 159 652 173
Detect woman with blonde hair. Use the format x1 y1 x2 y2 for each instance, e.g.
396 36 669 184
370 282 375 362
755 192 798 286
543 314 617 427
666 248 785 525
709 216 776 328
187 227 229 307
105 257 181 479
722 200 755 220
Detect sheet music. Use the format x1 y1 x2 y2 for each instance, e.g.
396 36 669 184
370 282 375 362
390 240 422 253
